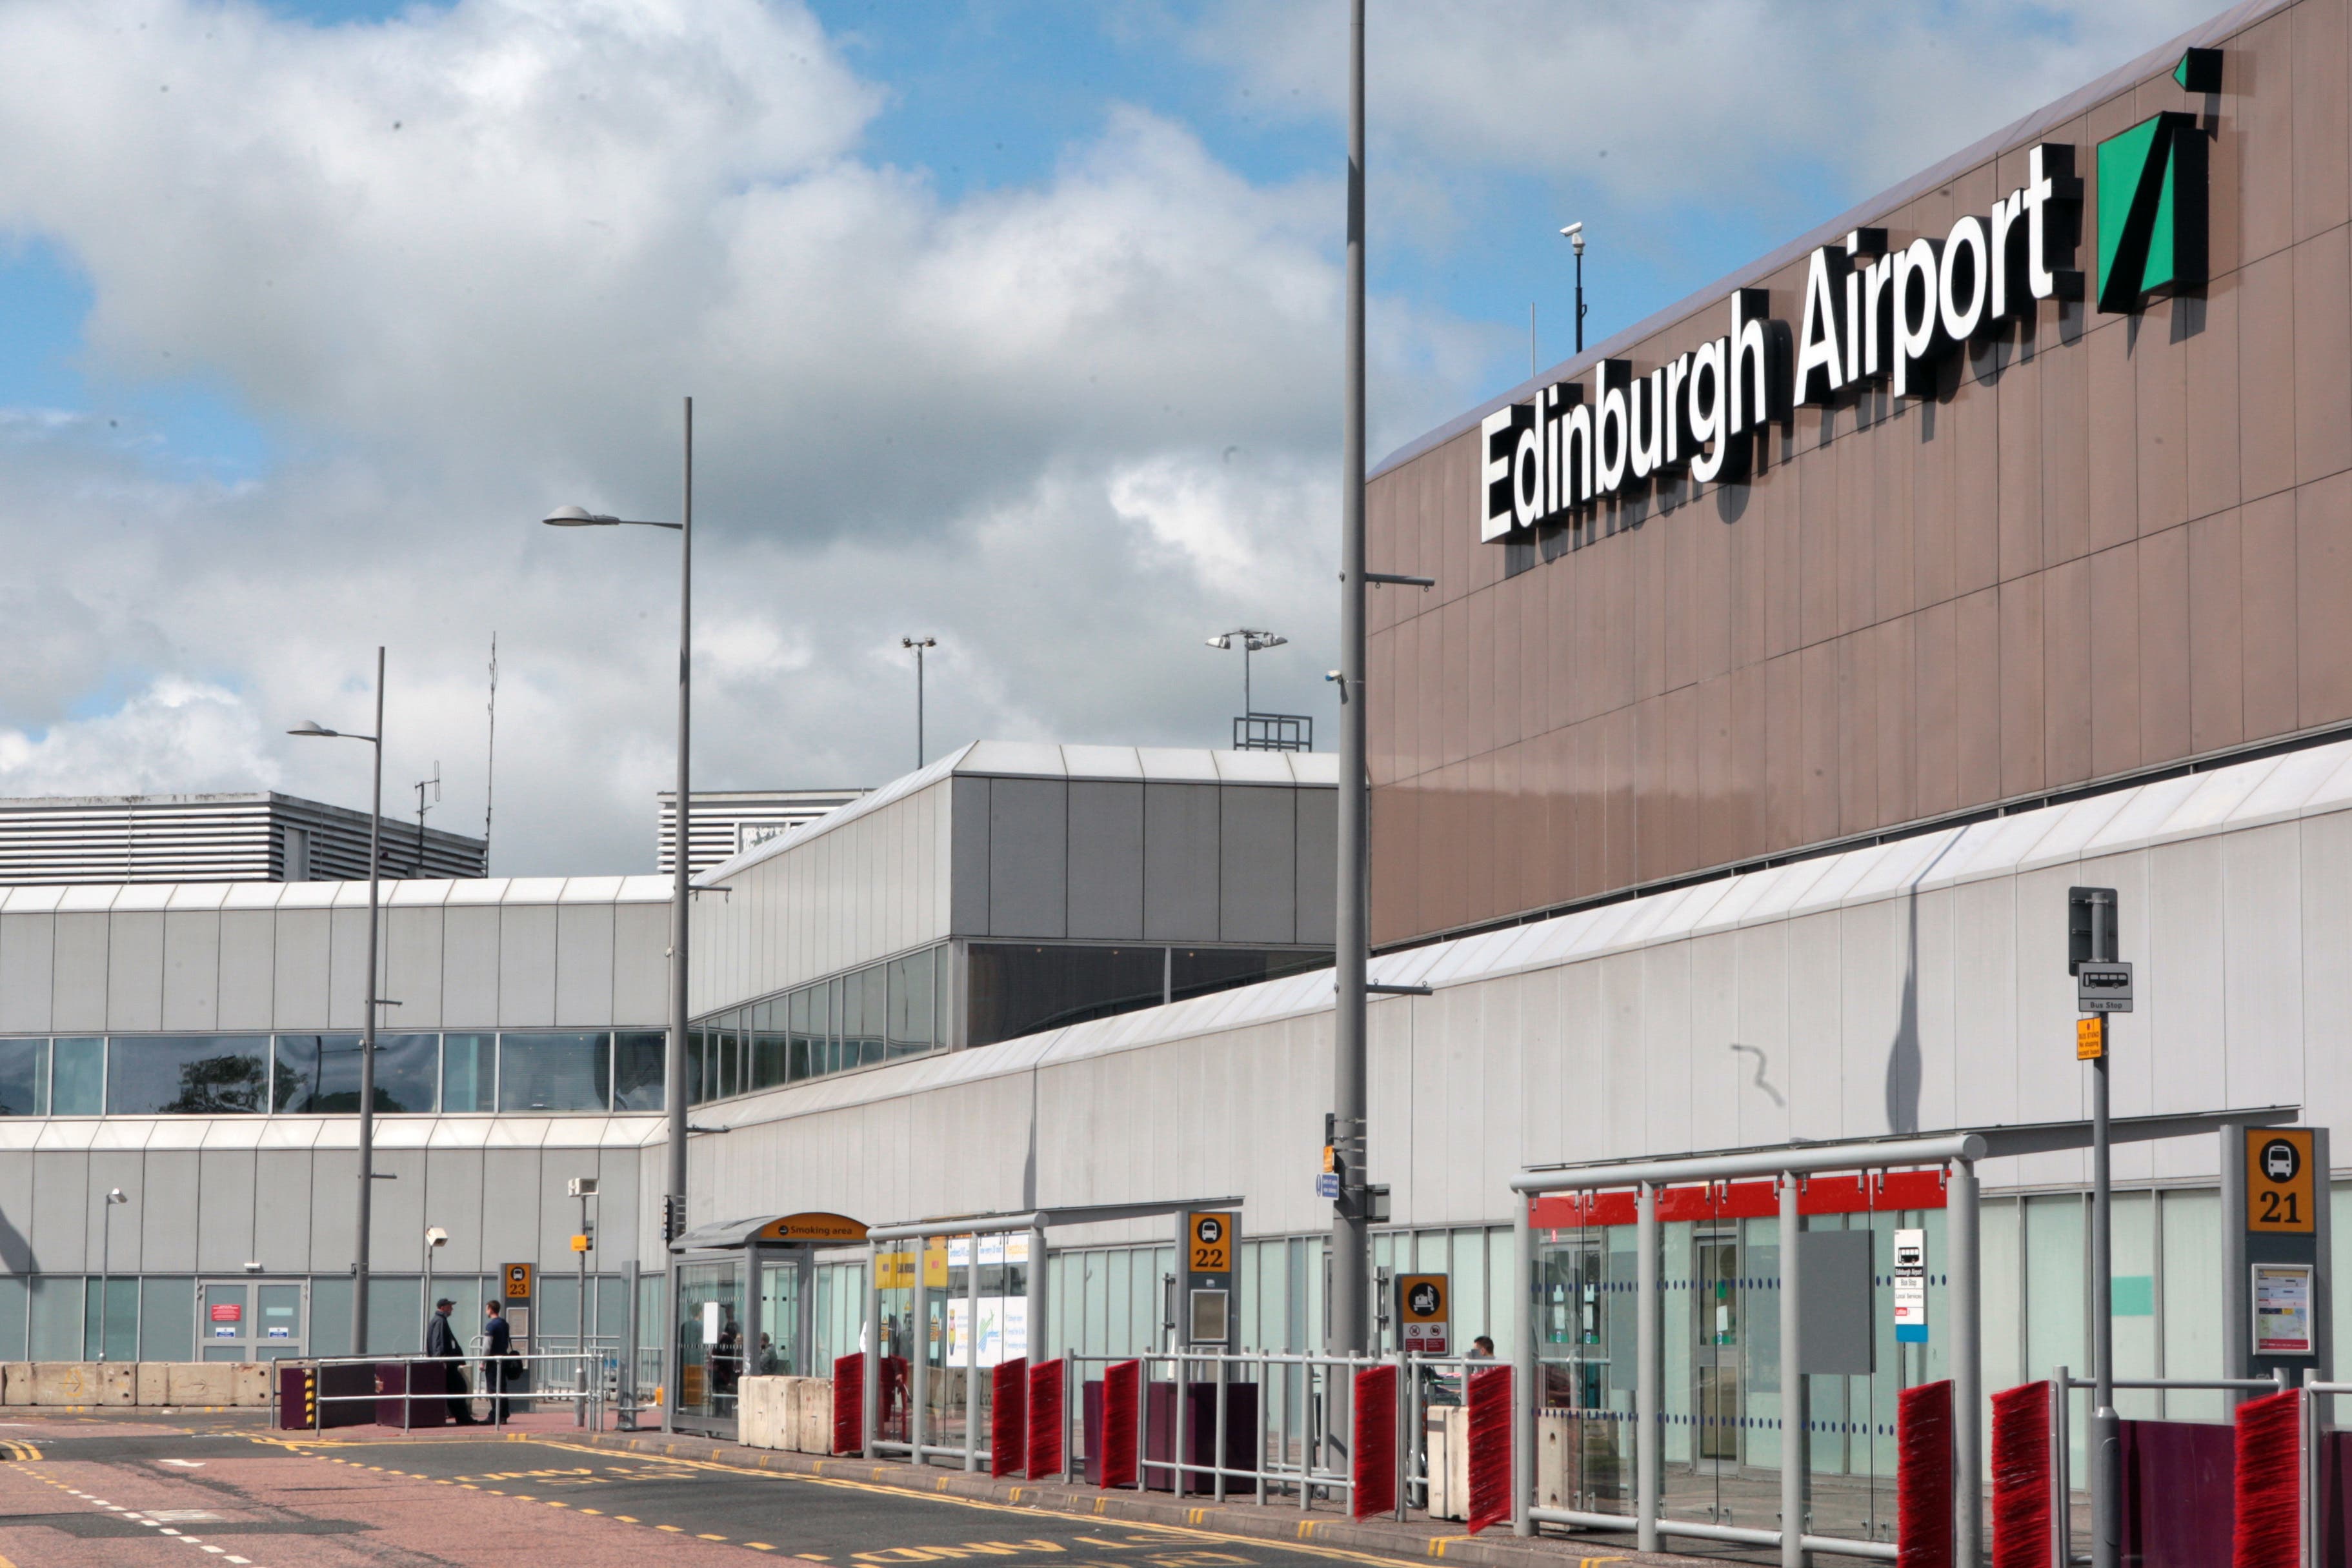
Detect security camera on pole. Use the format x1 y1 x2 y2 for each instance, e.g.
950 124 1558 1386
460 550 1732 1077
2069 887 2130 1568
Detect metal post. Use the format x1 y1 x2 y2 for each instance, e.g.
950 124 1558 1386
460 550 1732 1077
964 1234 981 1471
1025 1225 1047 1400
1328 0 1371 1376
2089 901 2117 1568
354 645 384 1358
625 1257 640 1425
862 1242 881 1457
2051 1366 2071 1568
1573 248 1585 353
916 641 925 769
1779 1173 1807 1568
96 1197 112 1362
1636 1181 1660 1555
661 397 695 1434
1513 1194 1534 1536
1949 1158 1983 1568
421 1233 434 1356
576 1191 590 1425
911 1238 930 1463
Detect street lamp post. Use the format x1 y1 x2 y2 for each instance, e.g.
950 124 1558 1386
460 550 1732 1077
1562 223 1587 352
901 637 936 770
1205 629 1288 718
543 397 694 1433
97 1188 126 1361
290 645 387 1357
421 1227 447 1352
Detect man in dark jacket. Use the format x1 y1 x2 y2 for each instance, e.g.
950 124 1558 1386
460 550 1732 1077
425 1298 475 1425
483 1300 515 1425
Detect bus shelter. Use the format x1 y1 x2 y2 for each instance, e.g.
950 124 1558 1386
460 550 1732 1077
669 1211 869 1440
863 1197 1241 1472
1509 1110 2293 1568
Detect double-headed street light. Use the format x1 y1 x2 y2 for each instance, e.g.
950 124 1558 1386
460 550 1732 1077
289 646 387 1356
543 401 694 1434
901 637 936 770
1561 221 1588 352
1205 628 1288 718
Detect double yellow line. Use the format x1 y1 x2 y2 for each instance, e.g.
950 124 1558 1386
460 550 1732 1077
0 1442 39 1462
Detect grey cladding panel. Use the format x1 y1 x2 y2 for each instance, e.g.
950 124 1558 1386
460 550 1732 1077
1143 784 1220 942
29 1151 86 1272
0 1152 32 1274
141 1150 201 1273
1294 789 1338 945
252 1151 312 1274
310 1149 357 1276
428 1149 487 1272
367 1148 427 1273
274 910 331 1029
554 903 617 1026
479 1149 541 1268
161 911 221 1031
1067 783 1144 941
592 1152 638 1268
949 776 992 937
611 903 669 1027
1218 787 1296 944
0 915 52 1033
106 912 165 1031
442 907 500 1027
987 778 1068 940
52 913 108 1033
385 907 445 1029
499 907 558 1026
217 910 275 1030
195 1151 257 1274
1796 1229 1875 1376
87 1151 143 1272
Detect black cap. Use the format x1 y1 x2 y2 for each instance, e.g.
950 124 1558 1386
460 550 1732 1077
435 1298 455 1309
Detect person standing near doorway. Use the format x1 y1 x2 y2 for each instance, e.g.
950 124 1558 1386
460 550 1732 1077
483 1300 515 1425
426 1298 476 1425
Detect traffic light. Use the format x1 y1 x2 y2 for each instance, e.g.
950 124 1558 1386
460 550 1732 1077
661 1194 685 1243
2068 886 2117 976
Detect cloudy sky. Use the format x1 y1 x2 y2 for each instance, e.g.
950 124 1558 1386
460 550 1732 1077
0 0 2217 873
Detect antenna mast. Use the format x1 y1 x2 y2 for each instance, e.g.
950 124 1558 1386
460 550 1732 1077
483 632 498 872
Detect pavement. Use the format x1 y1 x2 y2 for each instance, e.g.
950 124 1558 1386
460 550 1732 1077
0 1409 1730 1568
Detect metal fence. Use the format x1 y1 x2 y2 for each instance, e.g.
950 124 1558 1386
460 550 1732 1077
305 1347 623 1432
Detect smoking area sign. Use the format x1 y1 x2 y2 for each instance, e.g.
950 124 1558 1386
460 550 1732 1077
2247 1129 2316 1232
1397 1273 1449 1354
1893 1229 1928 1343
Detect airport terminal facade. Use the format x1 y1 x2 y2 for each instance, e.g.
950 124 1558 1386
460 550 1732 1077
0 0 2350 1530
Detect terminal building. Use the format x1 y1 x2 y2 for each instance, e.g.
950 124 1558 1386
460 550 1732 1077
3 0 2351 1541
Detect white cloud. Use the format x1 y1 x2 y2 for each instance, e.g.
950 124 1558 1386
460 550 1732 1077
0 678 286 798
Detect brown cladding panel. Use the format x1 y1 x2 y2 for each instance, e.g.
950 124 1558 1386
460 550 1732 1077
2239 249 2298 501
1800 641 1840 846
2240 14 2297 266
2138 523 2193 770
2242 492 2300 738
1875 614 1917 831
2000 576 2046 797
2185 277 2244 523
2292 224 2352 484
1998 336 2045 581
2044 555 2095 788
2292 0 2351 243
2297 468 2352 726
2087 541 2142 778
2136 301 2187 538
1915 599 1958 821
1836 631 1880 838
1465 590 1497 763
2086 318 2139 555
1695 672 1735 871
2041 313 2092 568
1953 344 2001 595
1764 652 1804 852
1956 586 2003 807
2189 508 2248 754
1664 683 1699 878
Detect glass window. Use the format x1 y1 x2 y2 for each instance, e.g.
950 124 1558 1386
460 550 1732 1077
839 978 863 1072
787 990 812 1083
51 1038 102 1116
827 979 845 1075
1171 945 1332 1004
750 1002 785 1091
496 1032 611 1112
272 1033 438 1113
106 1036 268 1114
860 967 887 1067
442 1033 494 1112
718 1013 741 1099
0 1038 46 1115
685 1024 709 1106
967 944 1168 1048
887 949 936 1058
613 1031 665 1111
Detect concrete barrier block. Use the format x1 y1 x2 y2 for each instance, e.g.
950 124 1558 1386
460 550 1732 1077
94 1362 134 1406
737 1375 785 1450
136 1363 168 1405
794 1376 832 1454
165 1363 239 1407
32 1363 97 1406
232 1365 271 1407
1 1365 30 1405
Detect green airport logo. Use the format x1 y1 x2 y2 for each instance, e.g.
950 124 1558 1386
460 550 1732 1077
2095 108 2208 313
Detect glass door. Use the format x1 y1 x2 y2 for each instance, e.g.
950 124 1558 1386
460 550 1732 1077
674 1257 745 1434
197 1280 308 1362
759 1255 804 1378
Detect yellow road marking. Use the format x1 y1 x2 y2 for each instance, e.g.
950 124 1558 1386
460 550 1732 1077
699 1533 728 1540
657 1524 683 1533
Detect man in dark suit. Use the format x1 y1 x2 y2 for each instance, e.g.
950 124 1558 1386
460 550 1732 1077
425 1298 476 1424
483 1300 515 1425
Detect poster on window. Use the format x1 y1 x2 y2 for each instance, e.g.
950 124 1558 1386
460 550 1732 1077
945 1298 1029 1367
2253 1263 2316 1356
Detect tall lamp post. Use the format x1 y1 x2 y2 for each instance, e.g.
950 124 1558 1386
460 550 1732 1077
1561 222 1587 352
421 1227 447 1352
97 1187 127 1361
1205 628 1288 719
290 645 387 1357
543 397 694 1433
901 636 936 770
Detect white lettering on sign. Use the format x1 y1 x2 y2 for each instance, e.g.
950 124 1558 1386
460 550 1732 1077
1893 1228 1927 1344
1480 145 2083 544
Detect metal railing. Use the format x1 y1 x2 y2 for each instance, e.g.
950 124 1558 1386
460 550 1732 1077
2051 1365 2289 1568
305 1349 620 1433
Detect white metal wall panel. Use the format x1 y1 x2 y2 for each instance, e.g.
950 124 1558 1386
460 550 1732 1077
1685 931 1740 1152
250 1150 312 1274
327 907 370 1030
592 1150 638 1269
0 915 52 1034
140 1150 201 1273
1143 785 1219 942
194 1150 257 1274
87 1151 142 1274
1217 787 1295 944
310 1149 358 1279
274 910 331 1030
385 908 445 1030
160 912 221 1032
105 912 165 1032
478 1149 540 1267
216 910 274 1031
612 904 669 1027
554 903 616 1027
50 914 108 1034
366 1147 427 1274
0 1152 34 1274
534 1152 594 1266
428 1148 487 1273
1731 923 1791 1149
28 1149 85 1272
441 907 500 1026
498 907 558 1027
2222 821 2305 1112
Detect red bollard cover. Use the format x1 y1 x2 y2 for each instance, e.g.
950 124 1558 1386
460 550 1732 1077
1465 1364 1513 1535
1989 1381 2051 1568
1100 1360 1140 1489
1028 1359 1065 1479
990 1358 1027 1478
832 1352 865 1456
2233 1387 2301 1568
1896 1378 1955 1568
1351 1364 1398 1520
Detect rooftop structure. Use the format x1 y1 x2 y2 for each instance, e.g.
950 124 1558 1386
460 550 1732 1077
657 789 867 877
0 792 485 885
